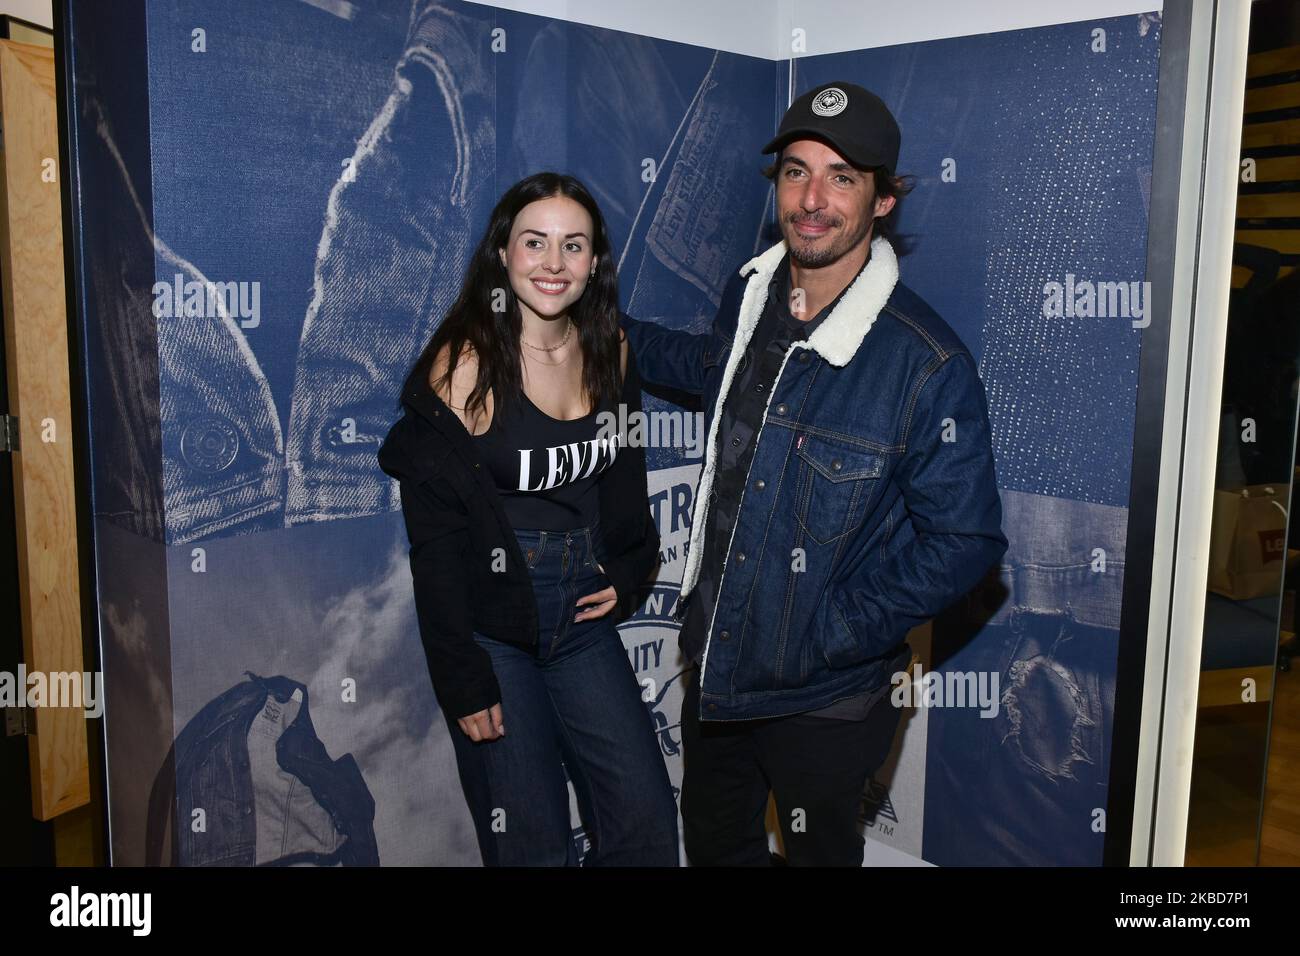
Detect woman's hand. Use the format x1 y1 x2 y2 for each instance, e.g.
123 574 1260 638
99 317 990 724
457 702 505 741
575 562 618 622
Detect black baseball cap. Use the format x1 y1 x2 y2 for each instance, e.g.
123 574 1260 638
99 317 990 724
761 82 900 173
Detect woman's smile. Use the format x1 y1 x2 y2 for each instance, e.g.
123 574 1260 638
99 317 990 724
531 277 572 295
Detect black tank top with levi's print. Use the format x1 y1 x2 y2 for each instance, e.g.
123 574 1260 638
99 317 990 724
472 387 620 532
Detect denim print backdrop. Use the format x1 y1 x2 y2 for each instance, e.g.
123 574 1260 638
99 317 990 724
796 13 1160 866
146 0 775 546
65 0 1160 865
65 0 776 864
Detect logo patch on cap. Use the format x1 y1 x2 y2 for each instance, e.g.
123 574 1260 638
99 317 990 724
811 87 848 117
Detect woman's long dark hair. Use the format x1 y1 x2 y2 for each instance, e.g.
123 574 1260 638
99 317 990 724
411 172 622 426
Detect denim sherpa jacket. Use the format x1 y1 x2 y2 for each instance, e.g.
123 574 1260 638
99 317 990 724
621 236 1008 721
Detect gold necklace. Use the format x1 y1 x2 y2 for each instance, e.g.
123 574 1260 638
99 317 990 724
521 317 573 352
523 347 572 367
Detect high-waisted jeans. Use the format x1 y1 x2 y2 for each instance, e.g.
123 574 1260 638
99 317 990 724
444 517 679 866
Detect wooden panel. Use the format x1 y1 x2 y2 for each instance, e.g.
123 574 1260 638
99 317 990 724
1246 80 1300 115
1237 191 1300 218
1241 118 1300 149
1260 664 1300 866
1246 44 1300 80
1249 155 1300 182
0 40 90 820
1229 228 1300 253
1198 666 1274 708
4 22 52 49
1230 263 1296 288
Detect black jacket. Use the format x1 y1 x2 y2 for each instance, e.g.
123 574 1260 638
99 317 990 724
376 336 661 720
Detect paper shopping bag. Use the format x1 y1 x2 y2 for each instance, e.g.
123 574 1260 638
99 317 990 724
1207 483 1290 600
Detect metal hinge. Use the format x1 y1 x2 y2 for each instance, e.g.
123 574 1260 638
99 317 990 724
1 414 17 453
3 704 36 737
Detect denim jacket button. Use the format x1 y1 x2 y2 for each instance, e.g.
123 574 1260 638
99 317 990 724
179 415 239 474
776 404 787 415
831 459 843 471
799 352 810 363
736 552 746 563
754 479 765 491
719 630 730 641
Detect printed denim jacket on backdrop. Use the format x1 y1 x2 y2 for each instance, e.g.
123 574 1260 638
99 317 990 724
81 0 769 549
621 236 1009 721
144 672 379 866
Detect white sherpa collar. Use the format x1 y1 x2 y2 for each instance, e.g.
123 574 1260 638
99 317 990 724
737 235 899 367
679 235 899 605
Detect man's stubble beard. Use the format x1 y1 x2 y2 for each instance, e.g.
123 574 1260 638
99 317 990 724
784 214 875 269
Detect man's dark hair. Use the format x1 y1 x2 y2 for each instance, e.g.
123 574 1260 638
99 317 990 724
761 147 915 242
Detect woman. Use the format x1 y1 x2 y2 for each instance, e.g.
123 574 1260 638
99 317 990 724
378 173 678 866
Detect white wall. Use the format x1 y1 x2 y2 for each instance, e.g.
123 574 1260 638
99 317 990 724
0 0 52 29
778 0 1165 56
9 1 1169 57
475 0 1165 59
467 0 779 58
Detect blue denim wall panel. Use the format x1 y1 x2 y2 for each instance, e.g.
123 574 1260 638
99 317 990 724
64 1 1160 866
64 0 778 865
796 14 1160 865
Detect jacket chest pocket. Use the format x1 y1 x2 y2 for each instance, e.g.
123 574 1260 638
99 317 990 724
793 433 885 545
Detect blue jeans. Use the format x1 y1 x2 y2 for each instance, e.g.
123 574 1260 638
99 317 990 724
923 488 1120 865
444 519 679 866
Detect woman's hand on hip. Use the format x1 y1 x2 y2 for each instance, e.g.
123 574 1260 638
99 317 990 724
576 562 618 621
458 702 505 741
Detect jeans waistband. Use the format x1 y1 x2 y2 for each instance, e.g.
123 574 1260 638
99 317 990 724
512 511 601 543
512 516 603 569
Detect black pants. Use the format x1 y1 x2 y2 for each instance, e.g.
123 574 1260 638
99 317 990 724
680 670 901 866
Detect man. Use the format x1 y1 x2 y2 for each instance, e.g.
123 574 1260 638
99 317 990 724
621 82 1007 866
